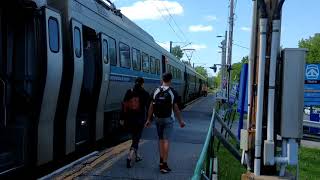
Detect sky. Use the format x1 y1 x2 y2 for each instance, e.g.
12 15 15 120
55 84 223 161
110 0 320 76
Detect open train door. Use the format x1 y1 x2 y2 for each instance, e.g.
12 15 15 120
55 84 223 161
65 19 84 155
37 8 63 165
96 33 111 141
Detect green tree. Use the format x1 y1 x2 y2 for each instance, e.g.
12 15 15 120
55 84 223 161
230 56 249 83
299 33 320 64
241 56 249 63
171 45 184 60
195 66 208 77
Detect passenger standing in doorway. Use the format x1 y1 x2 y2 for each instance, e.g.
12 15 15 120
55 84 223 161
121 77 150 168
145 72 186 173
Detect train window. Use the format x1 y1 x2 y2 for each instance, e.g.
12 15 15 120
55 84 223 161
108 37 117 65
142 52 149 72
167 64 171 74
48 17 60 53
119 42 131 68
172 67 175 78
150 57 156 74
74 27 81 58
156 59 160 75
175 68 178 79
132 48 141 71
103 40 108 63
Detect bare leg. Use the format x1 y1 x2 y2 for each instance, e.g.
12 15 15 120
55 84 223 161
159 140 165 163
162 140 169 162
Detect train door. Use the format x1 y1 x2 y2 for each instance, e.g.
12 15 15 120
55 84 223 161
162 55 166 73
96 33 110 141
75 26 102 149
65 20 84 155
37 8 63 165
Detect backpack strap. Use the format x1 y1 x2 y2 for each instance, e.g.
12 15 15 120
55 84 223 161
153 87 162 100
167 88 174 104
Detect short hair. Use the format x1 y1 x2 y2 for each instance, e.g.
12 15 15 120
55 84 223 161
135 77 144 86
162 72 173 83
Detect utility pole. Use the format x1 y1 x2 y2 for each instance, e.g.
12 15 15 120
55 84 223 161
227 0 235 102
219 31 227 98
170 41 173 53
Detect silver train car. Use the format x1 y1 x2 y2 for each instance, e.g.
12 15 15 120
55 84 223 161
0 0 206 175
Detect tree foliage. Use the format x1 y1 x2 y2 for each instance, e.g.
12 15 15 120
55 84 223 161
230 56 249 82
171 45 184 60
299 33 320 64
212 56 249 89
195 66 208 78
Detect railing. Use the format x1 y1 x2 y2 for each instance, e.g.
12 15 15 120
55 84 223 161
192 108 216 180
192 100 242 180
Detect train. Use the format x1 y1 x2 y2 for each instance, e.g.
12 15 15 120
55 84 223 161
0 0 206 176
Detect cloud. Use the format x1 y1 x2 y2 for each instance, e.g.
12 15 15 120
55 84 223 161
120 0 183 21
157 41 170 50
189 25 213 32
205 15 217 21
157 42 207 52
185 44 207 50
240 26 251 32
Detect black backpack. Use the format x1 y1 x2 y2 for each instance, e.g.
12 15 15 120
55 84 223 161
153 87 173 118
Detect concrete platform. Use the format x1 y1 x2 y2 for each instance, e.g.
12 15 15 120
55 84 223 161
51 95 215 180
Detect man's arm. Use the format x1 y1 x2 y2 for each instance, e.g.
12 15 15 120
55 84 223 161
147 102 154 121
145 102 154 127
174 103 185 128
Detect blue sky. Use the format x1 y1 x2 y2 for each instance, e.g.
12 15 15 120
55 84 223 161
112 0 320 76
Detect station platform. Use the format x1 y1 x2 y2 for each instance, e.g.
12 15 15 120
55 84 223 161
46 95 215 180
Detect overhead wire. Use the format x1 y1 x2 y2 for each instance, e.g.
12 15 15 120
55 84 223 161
148 0 185 42
159 0 191 45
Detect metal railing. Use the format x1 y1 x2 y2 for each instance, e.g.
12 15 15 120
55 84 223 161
192 101 241 180
192 108 216 180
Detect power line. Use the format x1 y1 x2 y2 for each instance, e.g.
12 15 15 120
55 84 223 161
233 43 249 50
159 0 190 44
149 1 185 42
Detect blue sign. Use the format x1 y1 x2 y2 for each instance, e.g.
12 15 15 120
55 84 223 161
237 64 248 113
237 64 248 139
304 64 320 106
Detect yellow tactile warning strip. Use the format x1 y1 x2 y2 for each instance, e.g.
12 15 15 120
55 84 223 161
53 140 148 180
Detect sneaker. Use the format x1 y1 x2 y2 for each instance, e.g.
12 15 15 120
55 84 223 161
159 163 171 173
163 163 172 172
135 155 142 162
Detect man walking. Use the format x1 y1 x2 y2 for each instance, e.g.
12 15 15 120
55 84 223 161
145 72 185 173
121 77 150 168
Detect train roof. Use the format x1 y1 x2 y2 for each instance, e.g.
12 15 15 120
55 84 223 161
34 0 205 80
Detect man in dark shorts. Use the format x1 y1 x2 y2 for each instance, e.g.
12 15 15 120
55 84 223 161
145 72 185 173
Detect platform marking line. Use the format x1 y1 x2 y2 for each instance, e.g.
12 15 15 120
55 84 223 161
53 140 144 180
85 140 149 178
183 97 207 111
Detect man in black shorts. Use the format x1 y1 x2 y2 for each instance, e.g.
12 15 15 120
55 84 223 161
145 72 185 173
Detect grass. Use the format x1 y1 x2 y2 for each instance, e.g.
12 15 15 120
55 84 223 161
214 140 246 180
288 146 320 180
